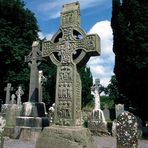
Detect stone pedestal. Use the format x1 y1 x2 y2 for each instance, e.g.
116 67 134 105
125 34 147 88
16 102 49 127
2 104 22 138
15 102 49 141
88 109 108 135
36 126 97 148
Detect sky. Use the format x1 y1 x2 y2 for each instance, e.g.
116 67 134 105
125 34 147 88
24 0 114 87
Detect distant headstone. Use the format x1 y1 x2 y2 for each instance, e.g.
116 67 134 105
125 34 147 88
0 116 6 148
103 107 110 121
36 2 100 148
38 70 46 102
11 94 16 104
115 104 124 118
4 83 13 104
116 111 138 148
15 86 24 106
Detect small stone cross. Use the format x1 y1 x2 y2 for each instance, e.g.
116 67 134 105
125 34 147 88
42 2 100 126
25 41 42 102
15 86 24 106
4 83 13 104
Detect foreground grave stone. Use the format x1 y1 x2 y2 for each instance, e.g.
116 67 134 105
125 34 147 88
116 111 138 148
36 2 100 148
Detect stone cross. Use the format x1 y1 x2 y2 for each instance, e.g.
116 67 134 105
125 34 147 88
38 70 47 102
42 2 100 126
4 83 13 104
91 79 101 110
116 111 138 148
15 86 24 106
25 41 42 102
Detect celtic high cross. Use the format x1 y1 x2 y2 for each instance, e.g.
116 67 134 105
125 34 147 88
42 2 100 126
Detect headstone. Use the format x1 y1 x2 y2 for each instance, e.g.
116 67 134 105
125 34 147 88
4 83 13 104
16 41 49 141
115 104 124 118
116 111 138 148
38 70 46 102
36 2 100 148
88 79 107 135
103 106 110 121
15 86 24 106
0 116 6 148
11 94 16 105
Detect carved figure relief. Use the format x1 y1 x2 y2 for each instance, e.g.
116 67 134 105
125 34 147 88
57 101 72 119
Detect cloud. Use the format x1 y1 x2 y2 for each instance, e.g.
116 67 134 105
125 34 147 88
87 20 115 87
37 0 109 19
38 32 52 40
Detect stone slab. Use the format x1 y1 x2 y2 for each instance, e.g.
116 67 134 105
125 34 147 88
36 126 97 148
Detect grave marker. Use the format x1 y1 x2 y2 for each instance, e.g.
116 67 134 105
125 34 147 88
116 111 138 148
115 104 124 118
15 86 24 106
36 2 100 148
42 2 100 126
4 83 13 104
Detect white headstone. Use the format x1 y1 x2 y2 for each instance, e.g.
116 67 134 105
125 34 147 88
115 104 124 118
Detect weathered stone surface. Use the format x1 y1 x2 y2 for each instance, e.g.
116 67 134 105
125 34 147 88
36 2 99 147
36 126 97 148
115 104 124 118
0 116 6 148
116 111 138 148
42 1 100 126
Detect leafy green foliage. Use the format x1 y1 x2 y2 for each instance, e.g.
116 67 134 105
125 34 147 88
111 0 148 121
80 67 93 108
100 95 114 109
0 0 39 101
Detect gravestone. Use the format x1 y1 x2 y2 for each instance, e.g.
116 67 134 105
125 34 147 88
103 106 110 121
11 94 16 105
16 41 49 141
116 111 138 148
0 116 6 148
4 83 13 104
15 86 24 106
36 2 100 148
88 79 107 135
38 70 46 102
115 104 124 118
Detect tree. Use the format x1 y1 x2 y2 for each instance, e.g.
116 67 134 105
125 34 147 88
80 67 93 108
111 0 148 121
0 0 39 102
